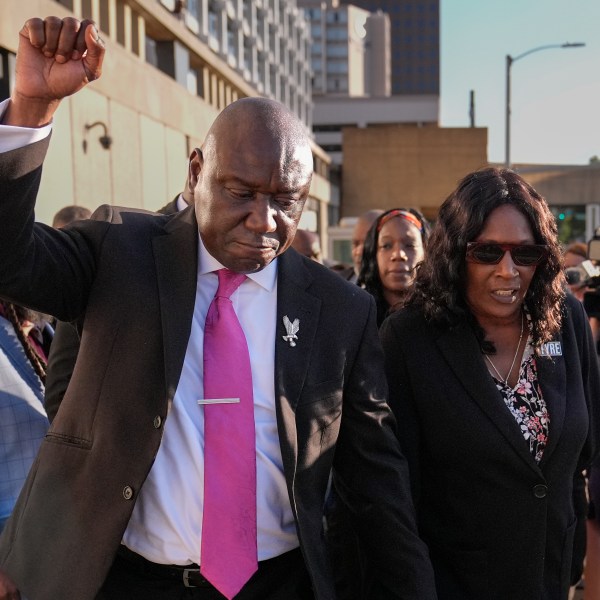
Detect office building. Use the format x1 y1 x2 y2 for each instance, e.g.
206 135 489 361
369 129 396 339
301 0 390 97
339 0 439 95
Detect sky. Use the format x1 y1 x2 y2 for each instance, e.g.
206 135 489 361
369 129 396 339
440 0 600 166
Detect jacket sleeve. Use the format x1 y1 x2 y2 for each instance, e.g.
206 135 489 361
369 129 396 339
331 297 437 599
379 313 423 508
0 140 108 321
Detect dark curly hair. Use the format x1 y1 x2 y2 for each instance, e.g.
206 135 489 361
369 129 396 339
358 208 430 326
406 167 565 350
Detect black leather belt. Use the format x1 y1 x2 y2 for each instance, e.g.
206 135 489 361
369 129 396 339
117 545 212 588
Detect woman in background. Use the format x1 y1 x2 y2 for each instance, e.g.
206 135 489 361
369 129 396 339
380 167 600 599
358 208 430 327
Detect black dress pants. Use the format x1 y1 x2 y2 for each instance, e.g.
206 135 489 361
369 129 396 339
96 546 314 600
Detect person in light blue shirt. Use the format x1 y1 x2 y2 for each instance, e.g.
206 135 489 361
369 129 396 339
0 301 50 532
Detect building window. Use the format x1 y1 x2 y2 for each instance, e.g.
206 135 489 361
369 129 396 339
270 64 278 96
187 67 198 95
145 36 158 68
243 40 251 72
258 55 266 87
243 0 251 24
327 45 348 58
209 11 219 39
81 0 94 20
326 61 348 74
227 25 237 64
187 0 199 19
320 144 342 152
327 10 346 24
280 39 286 67
0 48 15 101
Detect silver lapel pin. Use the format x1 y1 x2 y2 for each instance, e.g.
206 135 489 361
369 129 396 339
282 315 300 347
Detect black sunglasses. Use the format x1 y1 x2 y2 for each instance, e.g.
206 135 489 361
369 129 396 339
466 242 549 266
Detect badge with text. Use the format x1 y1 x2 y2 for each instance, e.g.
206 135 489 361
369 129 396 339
539 341 562 357
282 315 300 347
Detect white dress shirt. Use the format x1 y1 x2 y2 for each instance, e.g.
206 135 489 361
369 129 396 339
122 238 298 565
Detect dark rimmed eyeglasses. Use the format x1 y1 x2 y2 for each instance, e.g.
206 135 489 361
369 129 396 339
466 242 549 267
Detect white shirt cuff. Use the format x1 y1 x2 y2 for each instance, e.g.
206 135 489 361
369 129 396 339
0 98 53 153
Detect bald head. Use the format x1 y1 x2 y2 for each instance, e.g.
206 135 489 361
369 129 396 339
52 205 92 228
292 229 322 262
352 209 384 275
190 97 315 273
204 97 313 173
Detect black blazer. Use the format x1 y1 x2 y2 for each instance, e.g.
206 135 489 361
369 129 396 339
0 138 436 600
380 295 600 600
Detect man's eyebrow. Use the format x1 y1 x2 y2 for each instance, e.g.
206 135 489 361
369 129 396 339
223 175 304 196
222 174 257 188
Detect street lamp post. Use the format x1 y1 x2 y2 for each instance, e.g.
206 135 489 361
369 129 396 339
505 42 585 169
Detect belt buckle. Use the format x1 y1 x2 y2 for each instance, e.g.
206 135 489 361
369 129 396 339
183 568 200 588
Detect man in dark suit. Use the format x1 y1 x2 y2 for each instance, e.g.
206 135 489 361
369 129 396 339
0 16 436 600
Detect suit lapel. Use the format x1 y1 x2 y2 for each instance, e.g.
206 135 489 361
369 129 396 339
274 250 321 482
152 206 199 401
435 321 541 474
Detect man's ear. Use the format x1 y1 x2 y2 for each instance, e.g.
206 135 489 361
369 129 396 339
188 148 204 193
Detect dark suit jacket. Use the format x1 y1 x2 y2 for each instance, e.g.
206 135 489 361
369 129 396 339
44 196 182 422
380 295 600 600
0 138 436 600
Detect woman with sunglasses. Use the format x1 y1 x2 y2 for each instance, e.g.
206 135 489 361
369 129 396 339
380 167 600 599
358 208 430 327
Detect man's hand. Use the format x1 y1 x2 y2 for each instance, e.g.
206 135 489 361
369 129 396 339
3 16 105 127
0 569 19 600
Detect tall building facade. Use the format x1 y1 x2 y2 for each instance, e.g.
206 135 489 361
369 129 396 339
339 0 439 95
302 0 390 97
47 0 314 128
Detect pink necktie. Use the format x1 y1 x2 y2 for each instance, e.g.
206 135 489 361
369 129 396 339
201 269 258 599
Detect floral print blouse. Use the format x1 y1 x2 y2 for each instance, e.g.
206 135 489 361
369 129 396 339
490 344 550 463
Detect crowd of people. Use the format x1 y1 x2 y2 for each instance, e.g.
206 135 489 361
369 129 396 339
0 14 599 600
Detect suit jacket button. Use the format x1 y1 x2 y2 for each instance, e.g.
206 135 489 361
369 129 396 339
123 486 134 500
533 484 547 498
153 416 162 429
